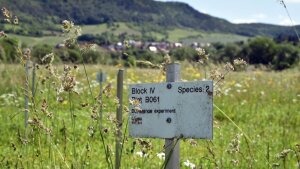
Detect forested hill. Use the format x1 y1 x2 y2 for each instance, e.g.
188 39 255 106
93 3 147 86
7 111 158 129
0 0 299 37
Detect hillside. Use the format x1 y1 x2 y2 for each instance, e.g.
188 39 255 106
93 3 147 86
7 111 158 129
0 0 299 38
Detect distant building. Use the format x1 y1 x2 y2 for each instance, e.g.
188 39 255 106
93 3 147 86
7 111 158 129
149 46 158 53
174 42 182 48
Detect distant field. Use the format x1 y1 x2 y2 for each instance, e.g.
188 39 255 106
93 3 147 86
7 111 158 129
81 22 141 36
8 34 65 47
7 23 249 47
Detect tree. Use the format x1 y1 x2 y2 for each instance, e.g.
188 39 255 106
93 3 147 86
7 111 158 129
247 37 277 65
32 44 53 63
272 44 300 70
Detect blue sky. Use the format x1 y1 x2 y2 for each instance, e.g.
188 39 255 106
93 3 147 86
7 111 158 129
157 0 300 25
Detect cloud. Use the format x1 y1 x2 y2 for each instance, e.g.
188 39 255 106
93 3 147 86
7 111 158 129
285 0 300 3
232 13 268 24
279 18 298 25
253 13 267 19
278 15 298 25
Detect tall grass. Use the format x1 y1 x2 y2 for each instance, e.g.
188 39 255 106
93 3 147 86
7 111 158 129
0 63 299 168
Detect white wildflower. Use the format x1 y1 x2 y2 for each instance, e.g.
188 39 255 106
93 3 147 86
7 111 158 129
183 159 196 169
235 83 242 88
156 152 165 160
135 151 147 158
224 88 231 96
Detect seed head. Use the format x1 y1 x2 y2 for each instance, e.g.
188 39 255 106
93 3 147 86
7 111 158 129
41 53 55 64
62 20 74 33
74 26 82 36
64 37 76 47
1 7 11 19
13 16 18 25
224 63 234 72
0 31 7 38
277 149 292 159
233 58 247 66
196 47 209 63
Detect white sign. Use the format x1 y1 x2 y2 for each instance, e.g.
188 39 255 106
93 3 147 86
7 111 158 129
129 81 213 139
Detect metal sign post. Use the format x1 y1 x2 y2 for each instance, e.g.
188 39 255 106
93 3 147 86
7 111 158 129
128 63 213 169
165 63 180 169
97 70 107 129
115 69 124 169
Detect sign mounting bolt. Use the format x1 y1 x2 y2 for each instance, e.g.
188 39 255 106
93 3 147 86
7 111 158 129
166 117 172 123
167 83 172 89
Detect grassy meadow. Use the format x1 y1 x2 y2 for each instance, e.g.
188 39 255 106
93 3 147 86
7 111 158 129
0 63 299 169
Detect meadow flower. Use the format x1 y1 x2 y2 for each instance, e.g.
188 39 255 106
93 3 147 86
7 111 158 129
13 16 18 25
224 63 234 72
23 48 31 60
195 47 209 63
129 98 141 107
62 20 74 33
113 97 120 107
189 139 197 147
233 58 247 67
241 100 247 105
231 159 239 166
272 163 280 168
183 159 196 169
0 31 7 38
227 134 242 154
1 7 11 19
210 69 222 81
74 26 82 36
41 53 55 64
58 65 77 93
135 151 147 158
224 88 231 96
277 149 292 159
234 83 242 88
156 152 165 160
88 126 95 137
64 37 76 47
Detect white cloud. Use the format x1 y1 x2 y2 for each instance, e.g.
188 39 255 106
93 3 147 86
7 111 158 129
285 0 300 3
278 14 298 25
253 13 267 19
279 18 298 25
232 13 268 24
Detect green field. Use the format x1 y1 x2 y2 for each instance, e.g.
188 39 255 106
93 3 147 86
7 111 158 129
9 34 65 47
81 23 141 36
7 23 249 47
0 63 299 168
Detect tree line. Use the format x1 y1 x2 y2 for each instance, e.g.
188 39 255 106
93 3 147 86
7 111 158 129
0 36 299 70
